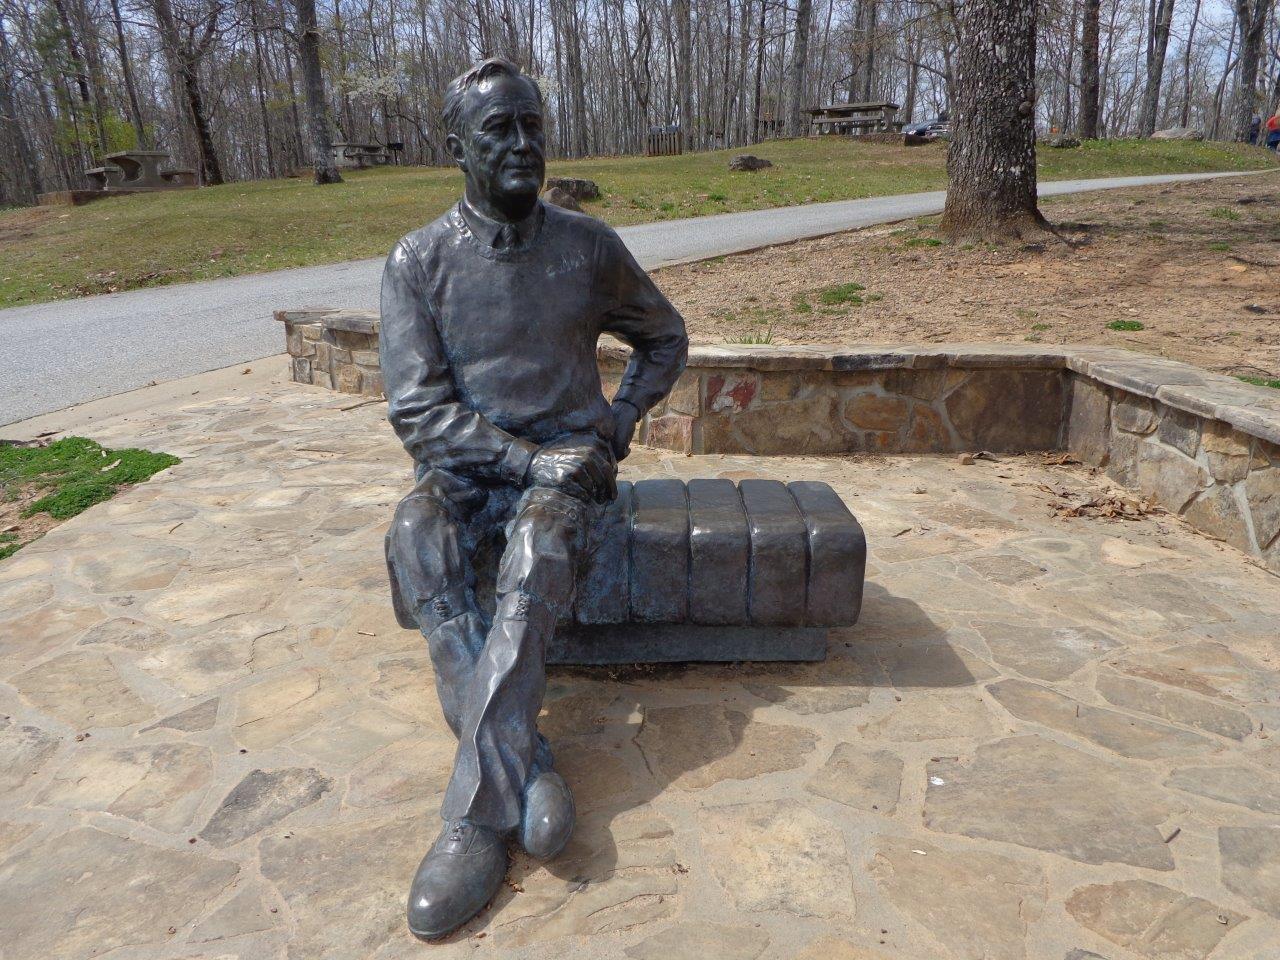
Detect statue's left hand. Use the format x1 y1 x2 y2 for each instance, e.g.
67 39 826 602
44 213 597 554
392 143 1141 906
610 399 641 461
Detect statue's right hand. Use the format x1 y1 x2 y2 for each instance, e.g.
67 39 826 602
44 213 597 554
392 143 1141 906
526 444 617 503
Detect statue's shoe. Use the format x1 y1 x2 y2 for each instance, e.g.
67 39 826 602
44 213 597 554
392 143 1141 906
407 820 508 941
519 770 575 860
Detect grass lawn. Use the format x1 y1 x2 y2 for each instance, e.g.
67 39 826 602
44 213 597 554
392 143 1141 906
1 137 1275 309
0 436 179 560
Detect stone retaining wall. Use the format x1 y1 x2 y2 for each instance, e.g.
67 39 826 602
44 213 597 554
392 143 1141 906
601 345 1068 456
277 308 383 397
277 307 1280 572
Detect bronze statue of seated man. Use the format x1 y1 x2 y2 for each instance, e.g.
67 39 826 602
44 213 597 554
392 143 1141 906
379 57 688 940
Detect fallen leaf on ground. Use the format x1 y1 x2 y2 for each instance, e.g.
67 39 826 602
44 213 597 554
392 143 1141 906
1053 492 1159 520
1043 452 1081 466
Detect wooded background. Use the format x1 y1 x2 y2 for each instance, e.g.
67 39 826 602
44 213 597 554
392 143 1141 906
0 0 1278 205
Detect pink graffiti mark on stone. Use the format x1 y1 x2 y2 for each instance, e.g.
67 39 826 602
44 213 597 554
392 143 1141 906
707 375 758 413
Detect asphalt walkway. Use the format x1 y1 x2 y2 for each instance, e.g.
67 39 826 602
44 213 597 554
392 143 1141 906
0 170 1269 425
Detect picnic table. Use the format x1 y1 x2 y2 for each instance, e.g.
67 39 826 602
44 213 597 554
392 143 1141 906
331 142 391 169
85 150 197 193
807 101 903 136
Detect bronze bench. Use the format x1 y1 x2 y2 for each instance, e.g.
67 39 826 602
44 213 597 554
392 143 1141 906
387 478 866 664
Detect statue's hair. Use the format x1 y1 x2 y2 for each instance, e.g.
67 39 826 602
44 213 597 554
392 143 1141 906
442 58 542 137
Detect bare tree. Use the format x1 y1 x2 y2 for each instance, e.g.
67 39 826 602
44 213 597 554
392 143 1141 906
109 0 149 148
939 0 1049 241
787 0 812 135
1136 0 1175 136
1177 0 1203 128
295 0 342 183
0 15 41 201
150 0 226 184
1231 0 1270 141
1078 0 1101 137
675 0 693 144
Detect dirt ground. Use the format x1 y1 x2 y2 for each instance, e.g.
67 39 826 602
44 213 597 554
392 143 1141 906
654 173 1280 381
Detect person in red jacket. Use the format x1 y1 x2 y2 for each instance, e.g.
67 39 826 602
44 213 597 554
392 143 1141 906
1266 110 1280 151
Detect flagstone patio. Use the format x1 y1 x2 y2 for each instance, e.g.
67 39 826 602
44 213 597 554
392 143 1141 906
1 369 1279 960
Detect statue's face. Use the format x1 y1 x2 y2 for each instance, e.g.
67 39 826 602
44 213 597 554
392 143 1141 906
450 74 545 209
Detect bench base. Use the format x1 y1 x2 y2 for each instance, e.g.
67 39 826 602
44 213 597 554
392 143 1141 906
547 623 828 665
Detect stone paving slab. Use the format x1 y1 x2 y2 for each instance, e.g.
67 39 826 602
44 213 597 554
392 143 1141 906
2 375 1280 960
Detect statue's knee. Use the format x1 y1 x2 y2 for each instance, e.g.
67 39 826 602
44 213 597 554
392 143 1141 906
389 494 470 621
496 494 585 602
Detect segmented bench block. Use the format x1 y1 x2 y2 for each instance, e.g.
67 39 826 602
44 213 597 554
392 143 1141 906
687 479 750 625
629 479 689 623
571 478 864 628
388 477 866 663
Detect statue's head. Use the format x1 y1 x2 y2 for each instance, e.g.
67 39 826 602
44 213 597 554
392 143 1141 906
444 59 545 219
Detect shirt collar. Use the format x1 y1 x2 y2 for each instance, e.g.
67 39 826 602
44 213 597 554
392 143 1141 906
459 197 542 248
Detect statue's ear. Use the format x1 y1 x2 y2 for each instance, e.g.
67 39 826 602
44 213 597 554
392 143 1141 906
445 133 466 170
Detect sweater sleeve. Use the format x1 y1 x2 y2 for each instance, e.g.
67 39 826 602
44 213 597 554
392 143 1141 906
598 230 689 415
379 237 538 484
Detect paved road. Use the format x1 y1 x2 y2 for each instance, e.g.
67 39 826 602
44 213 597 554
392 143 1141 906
1 169 1271 425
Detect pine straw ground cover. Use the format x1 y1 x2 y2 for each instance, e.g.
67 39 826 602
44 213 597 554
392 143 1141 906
0 437 179 560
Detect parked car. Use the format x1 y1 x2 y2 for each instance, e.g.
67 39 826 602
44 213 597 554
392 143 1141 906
902 114 951 141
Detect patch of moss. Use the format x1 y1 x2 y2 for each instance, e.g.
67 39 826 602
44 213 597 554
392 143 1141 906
1107 319 1145 332
1209 206 1241 221
1 436 180 522
903 236 943 248
1238 375 1280 390
818 282 866 306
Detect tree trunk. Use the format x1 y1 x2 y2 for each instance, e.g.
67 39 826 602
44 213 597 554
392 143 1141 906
939 0 1048 242
1209 22 1237 140
675 0 693 146
1231 0 1268 142
50 0 106 154
295 0 343 184
787 0 812 136
0 18 42 201
860 0 877 101
1079 0 1101 137
109 0 148 148
1137 0 1175 136
751 0 766 140
249 0 276 177
151 0 225 184
1059 0 1080 131
1179 0 1202 127
178 56 225 184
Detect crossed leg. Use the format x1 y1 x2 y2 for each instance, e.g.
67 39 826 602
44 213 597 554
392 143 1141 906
388 470 587 831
